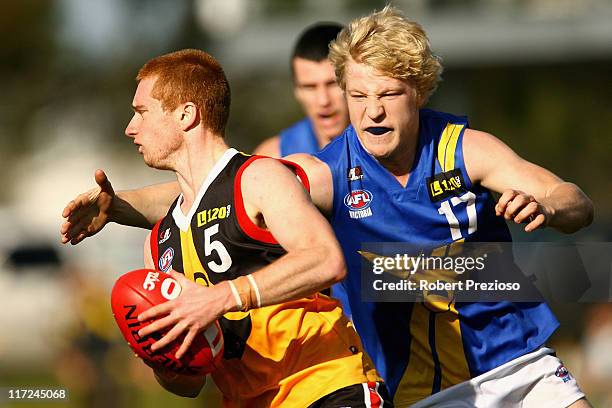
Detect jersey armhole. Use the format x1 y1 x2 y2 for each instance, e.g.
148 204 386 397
233 156 311 245
150 220 162 266
234 156 277 245
277 158 311 193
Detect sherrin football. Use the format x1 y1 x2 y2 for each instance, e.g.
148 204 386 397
111 269 224 375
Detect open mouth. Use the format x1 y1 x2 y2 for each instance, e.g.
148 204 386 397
318 112 337 120
365 127 392 135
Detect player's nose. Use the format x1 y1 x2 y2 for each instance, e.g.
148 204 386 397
125 115 138 138
316 87 331 107
365 98 384 120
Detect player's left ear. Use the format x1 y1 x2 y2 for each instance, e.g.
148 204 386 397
177 102 198 131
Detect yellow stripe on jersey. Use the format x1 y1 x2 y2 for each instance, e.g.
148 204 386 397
437 123 464 172
436 301 471 390
393 240 471 406
436 238 471 388
393 302 472 406
394 302 435 405
431 244 447 257
447 237 466 256
179 227 212 287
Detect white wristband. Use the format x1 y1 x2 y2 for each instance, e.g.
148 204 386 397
246 274 262 308
228 280 243 310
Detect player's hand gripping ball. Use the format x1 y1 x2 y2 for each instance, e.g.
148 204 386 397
111 269 223 375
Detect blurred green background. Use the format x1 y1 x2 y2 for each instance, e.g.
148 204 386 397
1 0 610 407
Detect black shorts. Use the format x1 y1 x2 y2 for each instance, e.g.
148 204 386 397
309 381 393 408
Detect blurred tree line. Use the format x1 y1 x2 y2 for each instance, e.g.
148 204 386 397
2 2 609 229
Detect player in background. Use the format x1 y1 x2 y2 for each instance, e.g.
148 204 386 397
70 48 389 407
61 7 594 408
253 22 349 157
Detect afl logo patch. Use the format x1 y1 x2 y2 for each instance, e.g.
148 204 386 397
159 247 174 272
344 190 373 210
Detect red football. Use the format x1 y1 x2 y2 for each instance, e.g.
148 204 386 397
111 269 224 375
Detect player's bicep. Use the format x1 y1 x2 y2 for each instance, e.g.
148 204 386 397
463 129 563 199
242 159 335 252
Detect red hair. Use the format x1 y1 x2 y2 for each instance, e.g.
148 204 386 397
137 49 231 135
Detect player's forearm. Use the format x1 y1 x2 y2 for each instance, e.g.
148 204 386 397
108 193 156 229
112 182 180 228
228 243 346 311
540 182 594 233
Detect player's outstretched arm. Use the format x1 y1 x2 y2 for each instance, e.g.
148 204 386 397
252 135 281 157
60 169 180 244
61 169 117 244
463 129 594 233
113 181 181 227
284 153 334 215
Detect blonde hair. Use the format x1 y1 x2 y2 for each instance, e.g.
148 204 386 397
329 5 442 105
137 49 230 136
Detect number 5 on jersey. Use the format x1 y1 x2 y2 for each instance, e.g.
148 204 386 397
204 224 232 273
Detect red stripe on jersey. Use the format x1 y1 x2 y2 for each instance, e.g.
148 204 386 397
368 382 382 408
277 158 311 193
150 220 162 265
234 156 278 245
234 155 311 245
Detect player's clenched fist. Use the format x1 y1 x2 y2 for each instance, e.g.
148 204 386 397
495 189 549 232
60 169 114 245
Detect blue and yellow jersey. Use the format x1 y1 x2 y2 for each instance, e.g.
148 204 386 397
315 109 559 406
150 149 379 408
279 118 320 156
